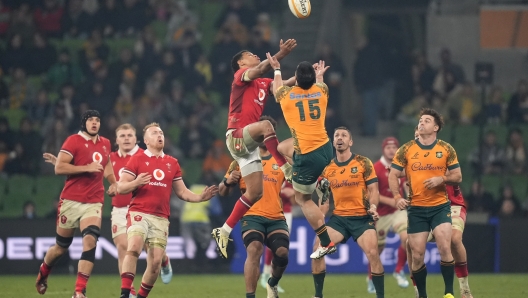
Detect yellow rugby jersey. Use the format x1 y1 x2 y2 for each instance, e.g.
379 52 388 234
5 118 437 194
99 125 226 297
391 139 460 207
321 154 378 217
276 83 330 154
224 156 286 220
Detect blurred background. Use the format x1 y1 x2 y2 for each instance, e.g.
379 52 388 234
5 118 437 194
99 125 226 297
0 0 527 275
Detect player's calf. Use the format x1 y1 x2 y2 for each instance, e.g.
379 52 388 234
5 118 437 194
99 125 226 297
36 234 73 294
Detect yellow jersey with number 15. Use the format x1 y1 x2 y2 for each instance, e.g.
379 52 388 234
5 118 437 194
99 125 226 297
276 83 330 155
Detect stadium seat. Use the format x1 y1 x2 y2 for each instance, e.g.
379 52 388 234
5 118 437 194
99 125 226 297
452 125 479 163
1 109 27 131
505 174 528 200
3 175 36 218
480 174 501 198
151 20 168 42
181 158 203 186
34 175 64 216
167 124 181 146
397 124 416 141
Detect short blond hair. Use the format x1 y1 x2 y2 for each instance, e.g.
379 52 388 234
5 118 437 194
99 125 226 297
143 122 161 133
115 123 136 135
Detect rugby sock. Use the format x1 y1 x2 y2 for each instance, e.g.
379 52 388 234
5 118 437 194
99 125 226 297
268 274 281 287
138 282 153 297
75 272 90 293
410 274 416 286
313 271 326 298
246 293 256 298
223 195 253 234
315 225 331 247
371 272 385 298
161 255 169 268
455 262 470 291
412 264 427 298
440 259 455 295
39 262 52 277
263 133 288 166
130 286 137 296
395 246 407 273
121 272 135 291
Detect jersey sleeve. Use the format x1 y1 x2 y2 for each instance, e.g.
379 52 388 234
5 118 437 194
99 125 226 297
445 143 460 170
275 86 292 102
391 146 408 171
60 136 77 158
315 82 329 96
362 158 378 185
172 160 183 181
123 156 138 178
233 68 250 86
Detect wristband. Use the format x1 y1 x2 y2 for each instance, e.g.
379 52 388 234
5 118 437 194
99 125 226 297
370 204 377 210
223 179 234 187
274 69 281 76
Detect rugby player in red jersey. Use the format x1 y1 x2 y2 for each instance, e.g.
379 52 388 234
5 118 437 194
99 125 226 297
212 38 298 259
117 123 218 298
36 110 116 298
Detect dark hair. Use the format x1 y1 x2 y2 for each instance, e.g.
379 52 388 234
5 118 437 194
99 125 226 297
296 61 316 90
259 115 277 130
334 126 352 139
231 50 249 73
419 108 444 132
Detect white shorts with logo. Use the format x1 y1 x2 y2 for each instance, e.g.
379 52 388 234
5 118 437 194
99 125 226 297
111 206 128 238
376 209 408 246
127 211 170 250
226 127 262 176
57 199 102 229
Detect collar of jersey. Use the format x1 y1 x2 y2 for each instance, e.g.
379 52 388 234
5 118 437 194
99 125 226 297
78 131 100 142
260 154 272 160
334 153 355 167
144 149 165 158
415 138 437 150
118 145 139 157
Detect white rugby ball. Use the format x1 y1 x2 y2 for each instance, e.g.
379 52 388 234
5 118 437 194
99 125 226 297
288 0 311 19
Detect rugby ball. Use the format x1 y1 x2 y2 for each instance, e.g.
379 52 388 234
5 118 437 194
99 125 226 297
288 0 311 19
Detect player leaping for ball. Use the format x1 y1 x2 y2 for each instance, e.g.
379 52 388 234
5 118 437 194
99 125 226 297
268 56 336 259
212 39 298 259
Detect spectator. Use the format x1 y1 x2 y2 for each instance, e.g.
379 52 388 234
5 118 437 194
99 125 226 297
397 93 428 124
218 13 248 47
28 32 57 75
433 69 463 101
411 50 436 96
25 89 54 128
354 37 386 136
33 0 64 38
316 43 346 112
158 80 191 128
61 0 92 39
134 25 163 89
504 128 527 175
79 29 110 75
98 113 119 140
495 185 522 218
8 67 36 110
194 54 212 87
114 92 134 123
215 0 256 29
507 79 528 124
174 29 203 70
166 3 199 49
452 82 479 124
159 50 182 88
210 28 241 97
42 118 68 160
21 200 36 219
437 47 465 84
13 117 42 175
484 85 505 124
468 130 505 175
517 93 528 124
0 140 8 173
118 0 149 37
7 3 35 45
179 114 213 159
253 12 277 43
42 101 73 137
0 0 11 38
248 28 272 64
109 48 137 81
95 0 119 38
466 181 495 214
202 140 232 181
1 33 30 74
0 116 14 150
85 81 115 118
46 48 84 91
0 68 8 108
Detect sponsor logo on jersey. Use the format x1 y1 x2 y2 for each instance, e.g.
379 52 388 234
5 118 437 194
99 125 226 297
134 215 142 222
272 164 279 170
351 167 358 174
154 169 165 181
436 152 443 158
410 163 445 171
93 152 103 163
289 92 321 100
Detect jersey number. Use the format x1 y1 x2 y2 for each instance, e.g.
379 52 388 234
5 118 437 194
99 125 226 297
295 99 320 121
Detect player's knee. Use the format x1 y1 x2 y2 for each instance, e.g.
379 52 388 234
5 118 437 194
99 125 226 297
246 241 264 258
81 225 101 242
80 247 96 263
365 247 379 259
274 246 289 258
267 233 290 265
56 234 73 249
243 231 264 249
261 120 275 133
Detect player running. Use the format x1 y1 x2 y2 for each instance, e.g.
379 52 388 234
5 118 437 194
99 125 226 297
312 127 384 298
36 110 116 298
117 123 218 298
389 108 461 298
212 39 297 259
269 56 336 259
407 128 474 298
366 137 410 293
219 116 290 298
259 181 294 294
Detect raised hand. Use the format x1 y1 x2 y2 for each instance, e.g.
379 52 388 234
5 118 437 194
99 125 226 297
266 52 280 70
86 161 104 173
135 172 152 186
314 60 330 78
43 153 57 165
200 185 220 201
279 39 297 56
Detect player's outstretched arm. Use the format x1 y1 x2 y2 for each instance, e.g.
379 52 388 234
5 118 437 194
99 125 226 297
43 153 57 165
117 172 151 194
104 157 117 196
173 180 219 202
313 60 330 84
54 152 103 175
245 39 296 81
367 182 380 221
266 52 283 98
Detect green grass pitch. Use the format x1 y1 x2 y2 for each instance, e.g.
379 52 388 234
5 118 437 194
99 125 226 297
5 273 527 297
